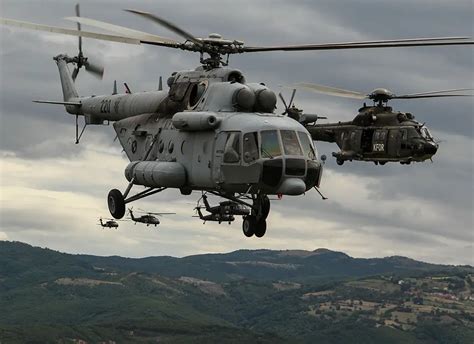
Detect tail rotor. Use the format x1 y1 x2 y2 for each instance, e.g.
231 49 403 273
71 3 104 81
279 89 326 124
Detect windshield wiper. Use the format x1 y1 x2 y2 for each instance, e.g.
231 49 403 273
261 147 274 159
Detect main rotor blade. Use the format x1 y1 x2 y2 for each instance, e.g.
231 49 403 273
289 89 297 108
396 88 474 97
278 92 288 110
125 9 202 47
64 16 179 46
393 94 474 99
148 212 176 215
243 38 473 52
294 82 367 99
75 4 82 54
0 18 141 45
319 37 471 45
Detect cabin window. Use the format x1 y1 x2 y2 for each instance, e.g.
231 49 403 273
243 132 259 163
188 81 207 108
281 130 303 156
298 132 316 160
260 130 281 158
223 132 241 163
407 127 418 138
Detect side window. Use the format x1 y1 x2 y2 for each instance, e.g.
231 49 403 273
401 129 408 140
223 132 241 163
281 130 303 156
243 132 259 163
298 132 316 160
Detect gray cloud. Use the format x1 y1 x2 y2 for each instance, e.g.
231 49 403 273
0 0 472 264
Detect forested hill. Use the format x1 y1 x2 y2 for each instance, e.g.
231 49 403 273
0 241 472 343
0 241 457 283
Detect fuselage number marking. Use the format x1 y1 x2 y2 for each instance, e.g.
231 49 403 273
373 143 385 152
100 99 112 113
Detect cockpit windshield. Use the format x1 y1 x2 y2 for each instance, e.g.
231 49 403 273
261 130 282 158
420 127 434 141
281 130 303 156
298 132 316 160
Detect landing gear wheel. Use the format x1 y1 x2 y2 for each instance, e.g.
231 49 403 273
108 189 125 219
261 195 270 219
254 220 267 238
379 161 387 165
242 216 256 237
336 159 344 166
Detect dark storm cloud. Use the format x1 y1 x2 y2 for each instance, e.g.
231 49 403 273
0 0 472 263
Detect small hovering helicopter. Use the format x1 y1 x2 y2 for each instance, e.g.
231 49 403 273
294 83 473 165
98 218 119 229
194 194 251 224
1 6 473 237
128 208 175 227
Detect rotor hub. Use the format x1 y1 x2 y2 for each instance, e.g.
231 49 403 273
208 33 222 39
368 88 394 103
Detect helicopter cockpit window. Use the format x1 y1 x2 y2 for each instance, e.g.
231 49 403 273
261 130 281 158
243 132 259 163
420 127 433 140
281 130 303 156
223 132 241 163
298 132 316 160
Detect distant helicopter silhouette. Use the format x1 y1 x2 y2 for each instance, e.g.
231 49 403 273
98 218 119 229
128 208 175 227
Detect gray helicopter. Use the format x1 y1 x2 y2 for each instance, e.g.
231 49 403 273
1 6 473 237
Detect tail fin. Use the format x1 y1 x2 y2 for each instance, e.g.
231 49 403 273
54 55 79 101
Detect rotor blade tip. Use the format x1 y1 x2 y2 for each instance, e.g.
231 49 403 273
124 9 145 14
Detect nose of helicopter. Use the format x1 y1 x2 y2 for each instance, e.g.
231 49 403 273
424 142 438 155
276 178 307 195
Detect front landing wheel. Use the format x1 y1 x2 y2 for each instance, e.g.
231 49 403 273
108 189 125 219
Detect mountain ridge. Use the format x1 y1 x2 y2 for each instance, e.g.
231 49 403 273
1 240 466 267
0 240 472 343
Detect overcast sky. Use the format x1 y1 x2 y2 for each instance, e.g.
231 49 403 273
0 0 472 264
